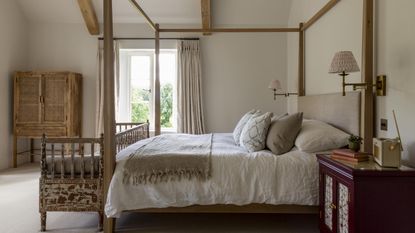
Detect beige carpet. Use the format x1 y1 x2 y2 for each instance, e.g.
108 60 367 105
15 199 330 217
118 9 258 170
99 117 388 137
0 163 319 233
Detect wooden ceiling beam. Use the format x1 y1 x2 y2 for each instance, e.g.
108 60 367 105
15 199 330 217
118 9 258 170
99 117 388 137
128 0 157 32
301 0 340 31
159 28 300 33
201 0 212 35
77 0 99 35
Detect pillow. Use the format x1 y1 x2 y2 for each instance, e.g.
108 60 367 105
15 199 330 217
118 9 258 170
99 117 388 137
295 119 350 153
240 112 273 152
233 110 258 145
266 112 303 155
271 113 288 121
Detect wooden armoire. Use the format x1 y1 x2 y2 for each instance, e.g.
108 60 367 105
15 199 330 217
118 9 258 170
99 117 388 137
13 72 82 168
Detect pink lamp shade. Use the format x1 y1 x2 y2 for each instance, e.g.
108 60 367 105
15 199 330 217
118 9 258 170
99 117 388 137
268 79 282 90
329 51 360 74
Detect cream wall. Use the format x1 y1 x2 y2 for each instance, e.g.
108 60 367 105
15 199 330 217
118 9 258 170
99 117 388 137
0 0 29 169
28 23 98 138
376 0 415 166
287 0 362 113
26 23 288 136
202 33 287 132
287 0 415 166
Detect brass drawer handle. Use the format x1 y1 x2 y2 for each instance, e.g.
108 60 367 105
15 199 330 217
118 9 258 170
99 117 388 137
330 203 337 209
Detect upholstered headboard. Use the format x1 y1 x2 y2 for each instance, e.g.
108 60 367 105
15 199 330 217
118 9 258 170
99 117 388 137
298 92 361 136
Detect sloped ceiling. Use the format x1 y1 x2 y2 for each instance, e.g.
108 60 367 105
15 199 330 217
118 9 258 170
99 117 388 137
16 0 292 26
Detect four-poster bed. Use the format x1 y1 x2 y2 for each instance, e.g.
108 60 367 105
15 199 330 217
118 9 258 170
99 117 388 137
38 0 376 232
100 1 374 233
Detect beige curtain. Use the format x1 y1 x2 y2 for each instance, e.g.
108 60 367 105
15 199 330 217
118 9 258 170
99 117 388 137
96 41 120 137
177 40 205 134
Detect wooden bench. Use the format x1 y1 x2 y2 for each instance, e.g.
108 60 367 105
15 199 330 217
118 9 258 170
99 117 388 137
39 122 149 232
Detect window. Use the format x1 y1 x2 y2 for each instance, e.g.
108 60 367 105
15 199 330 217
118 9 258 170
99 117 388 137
118 49 177 133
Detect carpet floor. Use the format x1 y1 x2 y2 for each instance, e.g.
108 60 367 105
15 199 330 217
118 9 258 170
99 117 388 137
0 163 319 233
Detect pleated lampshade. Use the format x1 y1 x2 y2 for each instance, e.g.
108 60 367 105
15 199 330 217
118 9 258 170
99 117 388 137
329 51 360 74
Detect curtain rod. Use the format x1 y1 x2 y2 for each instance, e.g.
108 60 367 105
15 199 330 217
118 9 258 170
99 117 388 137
97 37 199 41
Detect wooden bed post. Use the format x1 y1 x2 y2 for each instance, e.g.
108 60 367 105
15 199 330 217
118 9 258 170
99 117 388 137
298 23 305 96
154 24 161 136
103 0 116 232
361 0 374 153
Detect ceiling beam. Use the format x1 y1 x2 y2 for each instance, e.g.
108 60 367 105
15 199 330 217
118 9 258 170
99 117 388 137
128 0 157 32
159 28 300 33
201 0 212 35
301 0 340 31
77 0 99 35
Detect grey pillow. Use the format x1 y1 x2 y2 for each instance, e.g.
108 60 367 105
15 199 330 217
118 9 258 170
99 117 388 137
240 112 273 152
266 112 303 155
233 110 258 145
295 119 349 152
272 113 288 121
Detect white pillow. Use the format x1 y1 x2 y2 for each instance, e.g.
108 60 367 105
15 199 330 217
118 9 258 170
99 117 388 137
295 119 350 153
240 112 273 152
233 110 259 145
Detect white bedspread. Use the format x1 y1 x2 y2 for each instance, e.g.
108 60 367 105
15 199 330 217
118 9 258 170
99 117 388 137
105 133 319 218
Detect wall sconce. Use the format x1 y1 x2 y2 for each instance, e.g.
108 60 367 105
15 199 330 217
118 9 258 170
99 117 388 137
268 79 298 100
329 51 386 96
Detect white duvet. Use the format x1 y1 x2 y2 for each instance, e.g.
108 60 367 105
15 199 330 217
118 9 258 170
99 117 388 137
105 133 319 218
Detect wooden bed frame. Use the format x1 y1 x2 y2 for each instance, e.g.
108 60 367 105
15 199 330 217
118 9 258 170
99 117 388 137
111 92 360 217
99 0 375 232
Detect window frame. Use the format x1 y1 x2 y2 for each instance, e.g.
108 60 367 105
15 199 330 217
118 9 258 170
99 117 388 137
119 49 177 133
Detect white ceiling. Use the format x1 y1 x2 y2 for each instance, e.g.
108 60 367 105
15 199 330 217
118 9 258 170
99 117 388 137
17 0 201 24
16 0 292 26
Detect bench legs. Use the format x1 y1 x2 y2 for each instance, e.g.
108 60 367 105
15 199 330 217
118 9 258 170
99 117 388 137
40 212 47 232
99 211 104 231
40 211 103 232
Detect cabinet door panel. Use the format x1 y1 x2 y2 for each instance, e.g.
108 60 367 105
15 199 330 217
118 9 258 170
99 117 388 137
15 75 42 123
338 183 349 233
324 174 334 231
42 74 67 123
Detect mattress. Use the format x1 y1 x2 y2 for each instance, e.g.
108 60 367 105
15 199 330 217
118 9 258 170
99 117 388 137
105 133 319 218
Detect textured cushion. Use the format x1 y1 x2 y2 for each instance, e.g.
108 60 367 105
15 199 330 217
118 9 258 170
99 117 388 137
295 119 350 153
46 154 100 175
240 112 273 152
233 110 258 145
266 112 303 155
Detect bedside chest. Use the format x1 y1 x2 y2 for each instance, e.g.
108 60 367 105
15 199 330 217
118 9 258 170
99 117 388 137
317 154 415 233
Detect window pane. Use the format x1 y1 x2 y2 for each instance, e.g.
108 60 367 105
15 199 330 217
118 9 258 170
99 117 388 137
131 56 150 88
130 56 151 123
160 53 176 129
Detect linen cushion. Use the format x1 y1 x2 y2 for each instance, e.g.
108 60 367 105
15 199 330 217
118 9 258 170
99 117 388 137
295 119 350 153
46 154 100 175
233 110 258 145
240 112 273 152
266 112 303 155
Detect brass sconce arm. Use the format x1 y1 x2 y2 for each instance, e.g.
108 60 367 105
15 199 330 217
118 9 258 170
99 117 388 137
272 90 298 100
285 93 298 97
340 74 386 96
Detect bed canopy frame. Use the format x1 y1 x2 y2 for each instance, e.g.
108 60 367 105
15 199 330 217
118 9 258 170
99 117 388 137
101 0 375 231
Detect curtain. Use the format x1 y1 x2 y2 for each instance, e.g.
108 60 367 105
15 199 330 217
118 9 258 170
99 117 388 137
177 40 206 134
95 41 120 137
